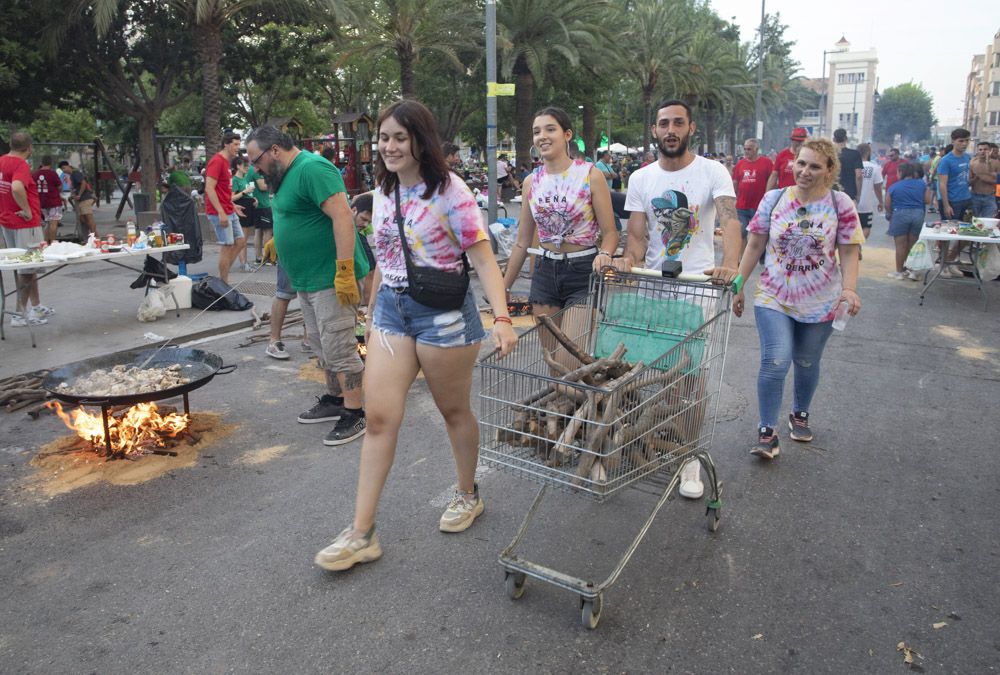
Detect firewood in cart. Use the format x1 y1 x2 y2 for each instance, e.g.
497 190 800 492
536 314 595 366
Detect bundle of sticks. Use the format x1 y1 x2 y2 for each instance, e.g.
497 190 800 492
496 316 708 487
0 370 54 416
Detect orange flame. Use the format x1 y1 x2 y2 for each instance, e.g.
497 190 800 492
357 342 367 359
47 401 190 457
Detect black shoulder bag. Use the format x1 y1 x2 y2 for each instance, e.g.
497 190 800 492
394 183 471 311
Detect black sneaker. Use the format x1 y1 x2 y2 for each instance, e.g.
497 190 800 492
750 426 780 460
788 411 813 442
297 395 345 424
323 411 366 446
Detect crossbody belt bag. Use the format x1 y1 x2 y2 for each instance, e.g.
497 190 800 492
394 183 470 311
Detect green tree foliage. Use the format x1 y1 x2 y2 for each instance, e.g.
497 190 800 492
873 83 936 144
27 106 97 142
47 1 194 196
343 0 480 100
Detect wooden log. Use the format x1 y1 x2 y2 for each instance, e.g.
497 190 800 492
536 314 594 365
7 395 47 412
0 387 47 402
541 350 571 376
26 400 56 419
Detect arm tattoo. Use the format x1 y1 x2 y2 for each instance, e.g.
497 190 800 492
715 195 737 224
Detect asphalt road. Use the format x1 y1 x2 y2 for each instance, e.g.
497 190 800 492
1 216 999 674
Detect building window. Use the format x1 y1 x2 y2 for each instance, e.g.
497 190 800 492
992 81 1000 96
991 111 1000 126
837 72 866 85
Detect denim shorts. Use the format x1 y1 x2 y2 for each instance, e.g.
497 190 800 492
888 208 925 237
372 284 487 348
208 212 244 245
529 252 597 308
275 262 295 300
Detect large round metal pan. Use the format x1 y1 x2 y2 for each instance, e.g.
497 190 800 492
42 347 236 407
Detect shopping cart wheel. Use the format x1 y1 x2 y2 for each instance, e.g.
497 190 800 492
505 571 526 600
580 594 603 629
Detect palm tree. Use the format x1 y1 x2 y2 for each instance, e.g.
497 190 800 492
620 0 695 152
79 0 349 153
497 0 611 168
682 29 748 153
342 0 480 100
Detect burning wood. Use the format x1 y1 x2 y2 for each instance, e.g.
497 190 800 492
47 400 192 459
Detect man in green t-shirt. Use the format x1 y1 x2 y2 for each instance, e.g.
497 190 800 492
244 164 272 263
246 125 368 446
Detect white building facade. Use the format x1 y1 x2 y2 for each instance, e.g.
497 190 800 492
825 42 878 144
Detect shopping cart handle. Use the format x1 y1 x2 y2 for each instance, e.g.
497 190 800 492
627 266 743 293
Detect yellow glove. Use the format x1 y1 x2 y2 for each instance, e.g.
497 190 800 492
334 258 361 305
262 239 278 264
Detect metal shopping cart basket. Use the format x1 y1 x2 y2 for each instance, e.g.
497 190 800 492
478 268 736 628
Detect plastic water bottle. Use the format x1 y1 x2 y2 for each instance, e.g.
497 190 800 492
126 217 137 246
831 301 850 331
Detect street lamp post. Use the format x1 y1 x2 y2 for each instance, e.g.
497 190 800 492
753 0 765 143
820 45 848 138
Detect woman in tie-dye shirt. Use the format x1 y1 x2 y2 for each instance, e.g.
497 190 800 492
502 106 618 368
314 100 516 573
733 138 863 460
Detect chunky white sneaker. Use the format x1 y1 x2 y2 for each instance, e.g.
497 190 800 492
439 484 484 532
30 305 55 317
677 459 704 499
315 526 382 571
10 313 46 327
886 271 905 280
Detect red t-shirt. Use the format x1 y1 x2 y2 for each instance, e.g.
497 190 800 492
0 154 41 229
733 156 774 210
34 168 63 209
773 147 796 188
881 160 901 190
205 152 234 216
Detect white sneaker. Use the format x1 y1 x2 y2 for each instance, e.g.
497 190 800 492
907 270 922 282
439 484 484 532
886 271 905 280
30 304 55 317
677 459 704 499
10 313 46 327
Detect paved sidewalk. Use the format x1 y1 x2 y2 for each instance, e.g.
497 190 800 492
0 201 289 377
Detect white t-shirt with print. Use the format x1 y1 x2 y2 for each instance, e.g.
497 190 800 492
857 160 884 214
624 155 735 274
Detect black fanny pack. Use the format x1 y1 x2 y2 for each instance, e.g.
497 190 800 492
394 183 470 311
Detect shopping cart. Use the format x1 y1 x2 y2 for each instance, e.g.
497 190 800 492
478 268 737 628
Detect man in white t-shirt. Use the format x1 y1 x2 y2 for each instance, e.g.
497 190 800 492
856 143 883 240
618 98 741 500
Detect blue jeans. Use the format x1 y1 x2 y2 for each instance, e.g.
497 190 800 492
971 193 996 218
737 208 755 237
753 305 834 428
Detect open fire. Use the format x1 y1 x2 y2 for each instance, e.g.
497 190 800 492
47 400 192 459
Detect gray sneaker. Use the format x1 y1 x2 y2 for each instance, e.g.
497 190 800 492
323 411 366 445
315 525 382 571
265 340 290 360
297 395 345 424
439 483 484 532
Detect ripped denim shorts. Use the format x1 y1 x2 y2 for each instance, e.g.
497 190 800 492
371 284 487 348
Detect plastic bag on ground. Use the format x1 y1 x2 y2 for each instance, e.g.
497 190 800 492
489 218 518 259
905 239 934 271
137 286 168 322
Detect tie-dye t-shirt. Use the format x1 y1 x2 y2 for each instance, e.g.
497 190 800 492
372 174 487 288
747 187 864 322
529 159 600 247
624 155 735 274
